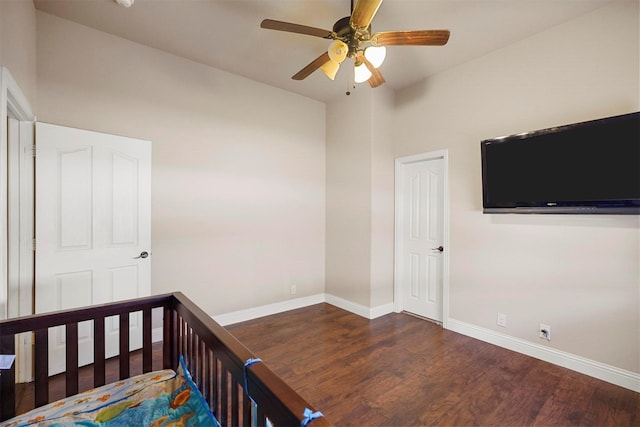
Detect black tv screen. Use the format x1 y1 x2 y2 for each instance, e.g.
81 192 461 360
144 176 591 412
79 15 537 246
481 111 640 214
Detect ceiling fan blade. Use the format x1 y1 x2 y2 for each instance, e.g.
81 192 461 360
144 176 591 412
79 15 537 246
292 52 332 80
371 30 450 46
366 67 385 88
261 19 334 39
350 0 384 29
357 53 385 88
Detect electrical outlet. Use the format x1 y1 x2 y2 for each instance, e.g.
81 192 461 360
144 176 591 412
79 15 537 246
539 323 551 341
290 285 297 295
497 312 507 327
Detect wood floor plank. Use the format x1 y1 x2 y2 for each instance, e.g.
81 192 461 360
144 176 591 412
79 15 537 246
227 303 639 426
532 371 595 426
582 381 640 426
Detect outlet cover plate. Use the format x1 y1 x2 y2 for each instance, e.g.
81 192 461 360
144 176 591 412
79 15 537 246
497 312 507 327
539 323 551 340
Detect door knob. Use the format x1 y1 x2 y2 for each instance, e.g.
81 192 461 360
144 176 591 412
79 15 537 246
432 246 444 252
133 251 149 259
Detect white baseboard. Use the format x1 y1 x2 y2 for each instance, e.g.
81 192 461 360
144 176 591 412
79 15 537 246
325 294 394 320
371 302 396 319
213 294 326 326
152 327 163 343
446 318 640 393
212 293 394 326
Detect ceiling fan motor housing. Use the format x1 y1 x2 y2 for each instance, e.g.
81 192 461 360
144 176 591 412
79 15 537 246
333 16 373 58
332 16 353 36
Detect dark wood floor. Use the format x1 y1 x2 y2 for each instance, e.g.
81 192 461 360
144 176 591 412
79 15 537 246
226 303 640 427
13 305 639 426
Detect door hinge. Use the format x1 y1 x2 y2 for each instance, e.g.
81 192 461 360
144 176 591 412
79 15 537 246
25 145 36 157
32 238 36 251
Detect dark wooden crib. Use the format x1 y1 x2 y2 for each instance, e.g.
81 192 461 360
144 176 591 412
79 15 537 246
0 292 330 426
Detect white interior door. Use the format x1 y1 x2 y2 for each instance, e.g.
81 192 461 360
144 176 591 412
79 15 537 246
35 122 151 375
398 156 445 322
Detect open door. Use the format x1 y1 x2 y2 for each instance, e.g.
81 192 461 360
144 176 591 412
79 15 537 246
35 122 151 375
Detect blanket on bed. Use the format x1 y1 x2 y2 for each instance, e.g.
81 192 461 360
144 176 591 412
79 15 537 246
2 356 219 427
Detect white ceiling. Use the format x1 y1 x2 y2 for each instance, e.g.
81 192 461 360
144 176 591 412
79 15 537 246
33 0 613 102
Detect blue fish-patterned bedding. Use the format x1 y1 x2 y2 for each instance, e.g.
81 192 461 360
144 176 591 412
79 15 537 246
1 356 219 427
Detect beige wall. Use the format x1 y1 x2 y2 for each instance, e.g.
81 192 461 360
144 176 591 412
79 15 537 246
0 0 37 107
325 85 395 310
4 0 635 377
36 12 326 316
394 1 639 372
325 88 373 306
369 88 395 308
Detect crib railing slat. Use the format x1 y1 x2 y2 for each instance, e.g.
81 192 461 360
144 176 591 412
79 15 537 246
220 365 229 425
0 333 16 421
94 316 106 387
199 338 206 391
65 323 79 397
242 386 252 426
187 325 193 369
180 318 187 364
119 313 129 380
192 334 199 384
142 307 152 373
162 305 172 369
256 403 267 427
231 378 240 426
203 347 211 409
214 357 220 416
34 328 49 407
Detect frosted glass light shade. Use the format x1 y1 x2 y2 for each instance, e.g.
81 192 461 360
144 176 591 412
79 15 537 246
328 40 348 63
321 59 340 80
354 62 372 83
364 46 386 68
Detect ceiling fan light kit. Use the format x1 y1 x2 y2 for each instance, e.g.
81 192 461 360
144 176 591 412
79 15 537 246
328 40 349 63
363 45 386 68
354 62 372 83
260 0 450 89
320 59 340 80
114 0 134 8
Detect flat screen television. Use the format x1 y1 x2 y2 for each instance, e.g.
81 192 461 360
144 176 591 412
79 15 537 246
481 111 640 214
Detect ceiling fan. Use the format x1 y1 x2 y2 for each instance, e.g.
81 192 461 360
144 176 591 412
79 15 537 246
260 0 450 88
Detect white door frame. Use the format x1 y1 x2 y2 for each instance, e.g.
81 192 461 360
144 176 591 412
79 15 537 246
1 67 35 319
394 150 450 328
1 67 36 382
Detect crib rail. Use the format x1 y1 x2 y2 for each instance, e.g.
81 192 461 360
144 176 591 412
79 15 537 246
0 292 330 426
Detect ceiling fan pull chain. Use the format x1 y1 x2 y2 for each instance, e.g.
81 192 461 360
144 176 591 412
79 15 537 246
345 62 355 96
